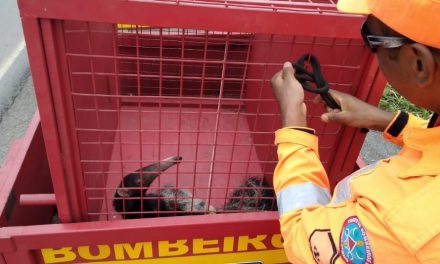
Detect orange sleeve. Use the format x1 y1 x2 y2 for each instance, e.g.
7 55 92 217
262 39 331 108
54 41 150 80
274 127 333 263
274 127 329 192
273 127 417 264
383 111 428 147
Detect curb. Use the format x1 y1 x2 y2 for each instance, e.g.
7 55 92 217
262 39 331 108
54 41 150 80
0 40 29 122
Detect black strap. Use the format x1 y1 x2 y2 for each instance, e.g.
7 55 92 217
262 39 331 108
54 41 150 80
387 111 409 137
427 112 439 128
292 54 369 134
293 54 340 110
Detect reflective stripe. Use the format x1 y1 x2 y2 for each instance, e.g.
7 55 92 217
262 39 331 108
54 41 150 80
332 161 379 204
331 175 353 205
277 182 331 216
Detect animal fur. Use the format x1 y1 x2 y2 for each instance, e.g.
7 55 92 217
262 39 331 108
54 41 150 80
225 176 277 211
113 156 214 219
142 187 215 217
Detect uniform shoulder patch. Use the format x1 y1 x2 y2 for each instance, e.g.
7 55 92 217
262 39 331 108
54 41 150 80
309 229 339 264
340 216 374 264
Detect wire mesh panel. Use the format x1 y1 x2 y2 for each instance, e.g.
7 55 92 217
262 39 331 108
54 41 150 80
56 19 372 221
18 0 385 223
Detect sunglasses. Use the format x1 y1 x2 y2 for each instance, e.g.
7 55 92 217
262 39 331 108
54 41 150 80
361 21 413 53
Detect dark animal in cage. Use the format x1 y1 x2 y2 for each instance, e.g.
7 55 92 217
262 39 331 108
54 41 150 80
143 187 216 218
225 176 278 212
113 156 215 219
113 156 182 218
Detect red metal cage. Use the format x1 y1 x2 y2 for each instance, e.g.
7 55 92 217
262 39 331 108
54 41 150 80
0 0 386 263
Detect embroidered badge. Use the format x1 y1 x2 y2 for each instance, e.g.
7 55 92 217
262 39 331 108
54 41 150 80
309 229 339 264
340 216 374 264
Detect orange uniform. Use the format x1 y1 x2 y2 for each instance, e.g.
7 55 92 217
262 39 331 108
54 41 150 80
274 111 440 263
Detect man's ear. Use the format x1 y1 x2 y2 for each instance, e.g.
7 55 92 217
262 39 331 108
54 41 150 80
409 43 435 87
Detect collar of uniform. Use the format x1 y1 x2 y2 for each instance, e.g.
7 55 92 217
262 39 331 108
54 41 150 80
398 125 440 178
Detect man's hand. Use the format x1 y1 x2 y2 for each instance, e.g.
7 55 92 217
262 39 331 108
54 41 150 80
313 89 395 132
271 62 307 127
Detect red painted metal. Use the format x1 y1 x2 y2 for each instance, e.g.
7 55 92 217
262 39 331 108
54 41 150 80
0 212 285 263
17 0 386 222
19 194 56 206
327 53 384 186
40 19 89 222
20 18 75 223
0 113 54 228
18 0 363 38
0 117 286 262
3 1 387 262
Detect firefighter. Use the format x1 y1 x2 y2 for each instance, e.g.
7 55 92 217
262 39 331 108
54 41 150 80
270 0 440 263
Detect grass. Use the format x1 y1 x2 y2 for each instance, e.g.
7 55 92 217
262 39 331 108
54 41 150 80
379 84 432 119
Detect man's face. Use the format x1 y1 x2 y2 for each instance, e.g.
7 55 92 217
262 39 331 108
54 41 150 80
365 17 414 103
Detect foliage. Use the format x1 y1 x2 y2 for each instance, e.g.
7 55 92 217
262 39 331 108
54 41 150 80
379 84 431 119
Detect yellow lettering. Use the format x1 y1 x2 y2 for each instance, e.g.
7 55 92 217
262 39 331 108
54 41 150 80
271 234 284 249
158 240 189 257
77 245 111 260
114 242 153 260
41 247 76 264
193 238 219 254
223 236 234 252
41 234 281 263
237 235 267 251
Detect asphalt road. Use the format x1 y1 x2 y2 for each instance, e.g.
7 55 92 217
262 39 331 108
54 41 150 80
0 0 28 121
361 130 400 165
0 0 23 64
0 72 36 165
